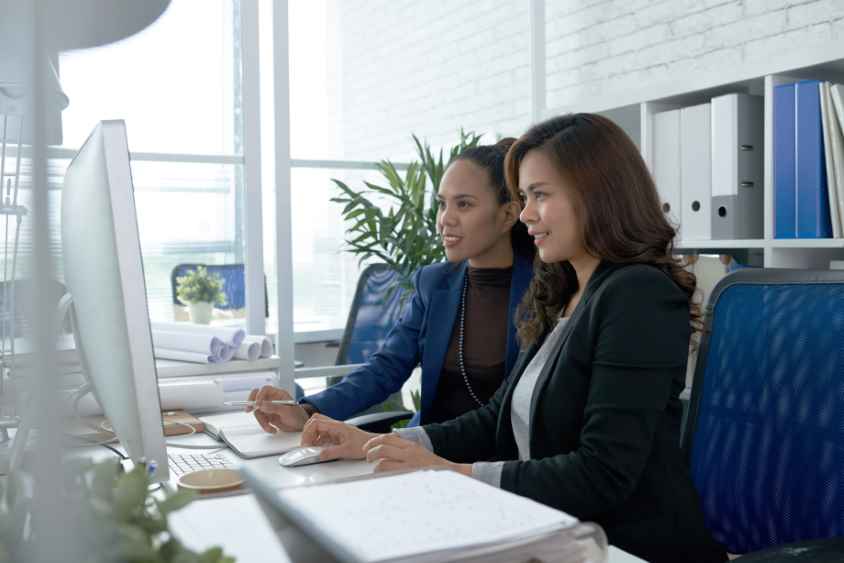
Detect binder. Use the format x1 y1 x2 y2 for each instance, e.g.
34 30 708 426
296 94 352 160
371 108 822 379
828 83 844 236
774 83 797 238
710 93 764 239
819 82 842 238
243 467 610 563
653 109 682 239
795 79 832 238
680 103 712 240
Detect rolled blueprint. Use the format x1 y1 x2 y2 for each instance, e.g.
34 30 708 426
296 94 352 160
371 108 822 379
151 322 246 348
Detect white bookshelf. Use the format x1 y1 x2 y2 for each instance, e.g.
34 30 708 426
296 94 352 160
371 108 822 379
545 54 844 270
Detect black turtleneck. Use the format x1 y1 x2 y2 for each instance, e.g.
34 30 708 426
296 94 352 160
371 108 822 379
426 265 513 425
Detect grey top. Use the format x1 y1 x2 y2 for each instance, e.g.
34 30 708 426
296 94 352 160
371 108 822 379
396 317 570 488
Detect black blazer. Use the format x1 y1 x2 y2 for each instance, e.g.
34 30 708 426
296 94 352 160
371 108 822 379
424 261 726 563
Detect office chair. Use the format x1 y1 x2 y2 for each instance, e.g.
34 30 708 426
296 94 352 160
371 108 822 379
682 268 844 561
337 263 414 433
170 263 269 318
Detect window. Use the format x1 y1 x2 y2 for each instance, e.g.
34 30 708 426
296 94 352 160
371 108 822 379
55 0 246 324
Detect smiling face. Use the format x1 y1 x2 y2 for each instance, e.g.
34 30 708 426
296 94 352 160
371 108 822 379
517 149 586 264
436 159 518 268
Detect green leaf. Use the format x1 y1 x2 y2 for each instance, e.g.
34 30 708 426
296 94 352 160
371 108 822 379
156 489 196 516
91 459 121 501
116 524 157 561
114 466 149 521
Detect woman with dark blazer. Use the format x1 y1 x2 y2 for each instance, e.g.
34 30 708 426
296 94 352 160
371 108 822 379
248 139 535 430
300 115 726 563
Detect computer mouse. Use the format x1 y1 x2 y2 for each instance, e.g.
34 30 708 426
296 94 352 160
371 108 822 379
277 446 326 467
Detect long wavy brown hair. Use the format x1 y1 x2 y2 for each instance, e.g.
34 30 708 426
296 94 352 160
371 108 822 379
504 113 700 347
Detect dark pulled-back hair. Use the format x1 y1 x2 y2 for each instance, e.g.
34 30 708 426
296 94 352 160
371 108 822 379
454 138 534 258
504 113 699 347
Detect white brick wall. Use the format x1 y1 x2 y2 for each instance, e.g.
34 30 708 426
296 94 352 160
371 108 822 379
336 0 844 161
546 0 844 109
337 0 531 161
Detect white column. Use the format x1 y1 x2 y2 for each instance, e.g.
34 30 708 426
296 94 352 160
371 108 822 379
529 0 546 125
272 0 296 393
241 0 267 335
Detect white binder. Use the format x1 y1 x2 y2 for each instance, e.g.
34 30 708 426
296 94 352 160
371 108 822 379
680 103 712 240
820 82 842 238
653 109 682 239
710 93 764 239
828 84 844 237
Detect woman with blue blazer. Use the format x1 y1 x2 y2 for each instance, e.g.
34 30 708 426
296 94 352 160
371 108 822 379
249 139 535 430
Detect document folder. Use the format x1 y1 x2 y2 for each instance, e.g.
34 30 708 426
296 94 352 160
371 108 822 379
819 82 842 238
795 79 832 238
710 93 764 239
681 103 712 240
653 109 683 239
774 83 797 238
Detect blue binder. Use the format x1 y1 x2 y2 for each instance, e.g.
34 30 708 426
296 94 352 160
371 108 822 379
774 83 796 238
795 80 832 238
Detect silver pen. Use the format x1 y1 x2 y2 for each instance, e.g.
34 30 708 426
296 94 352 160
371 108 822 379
223 399 299 406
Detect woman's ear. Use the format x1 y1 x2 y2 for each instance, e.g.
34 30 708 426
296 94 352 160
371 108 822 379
501 200 520 231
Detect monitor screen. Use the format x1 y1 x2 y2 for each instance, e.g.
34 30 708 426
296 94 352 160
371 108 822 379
61 120 169 481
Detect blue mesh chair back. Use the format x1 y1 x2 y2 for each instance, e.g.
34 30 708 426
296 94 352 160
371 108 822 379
170 263 268 316
683 268 844 555
336 264 409 365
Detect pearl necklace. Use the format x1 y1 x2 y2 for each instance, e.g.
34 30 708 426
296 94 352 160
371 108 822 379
458 274 484 407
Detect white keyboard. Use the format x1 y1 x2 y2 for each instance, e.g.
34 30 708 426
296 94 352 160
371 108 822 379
168 452 232 477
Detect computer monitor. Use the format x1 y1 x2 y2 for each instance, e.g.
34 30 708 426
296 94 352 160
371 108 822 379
61 120 169 481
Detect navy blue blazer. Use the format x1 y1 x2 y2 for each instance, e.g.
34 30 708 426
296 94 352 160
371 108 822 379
302 252 534 426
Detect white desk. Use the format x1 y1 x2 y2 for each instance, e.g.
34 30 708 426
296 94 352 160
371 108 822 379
166 441 648 563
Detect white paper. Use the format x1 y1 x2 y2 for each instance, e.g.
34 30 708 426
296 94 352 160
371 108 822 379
74 379 224 415
200 409 272 437
242 335 273 358
158 380 224 412
216 372 276 393
152 330 224 355
234 341 260 361
153 347 215 363
219 424 302 458
277 470 577 563
151 322 246 347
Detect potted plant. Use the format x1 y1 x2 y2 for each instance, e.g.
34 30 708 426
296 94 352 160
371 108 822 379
329 131 481 416
0 459 234 562
176 266 226 324
330 130 482 294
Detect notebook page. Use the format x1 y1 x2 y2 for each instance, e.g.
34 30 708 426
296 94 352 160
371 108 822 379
219 425 302 458
277 469 576 563
200 410 265 437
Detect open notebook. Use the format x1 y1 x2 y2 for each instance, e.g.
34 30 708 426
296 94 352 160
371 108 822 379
199 411 301 459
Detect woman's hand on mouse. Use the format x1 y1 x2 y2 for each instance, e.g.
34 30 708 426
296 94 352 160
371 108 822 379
362 433 472 476
247 385 310 433
300 414 376 461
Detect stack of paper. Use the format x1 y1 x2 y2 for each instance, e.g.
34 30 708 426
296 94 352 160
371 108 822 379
274 470 593 563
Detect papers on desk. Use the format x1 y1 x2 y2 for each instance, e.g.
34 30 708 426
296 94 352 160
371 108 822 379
200 411 301 459
274 470 581 563
151 322 273 364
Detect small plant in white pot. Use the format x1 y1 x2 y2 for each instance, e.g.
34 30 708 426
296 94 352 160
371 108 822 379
176 266 226 324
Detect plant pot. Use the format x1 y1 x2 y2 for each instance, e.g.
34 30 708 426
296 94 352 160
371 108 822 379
188 302 213 324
